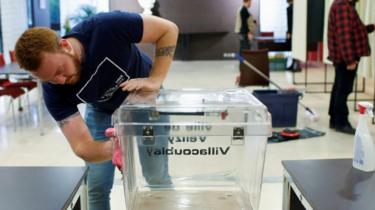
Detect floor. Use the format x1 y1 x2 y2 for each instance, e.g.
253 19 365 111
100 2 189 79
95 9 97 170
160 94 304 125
1 60 374 210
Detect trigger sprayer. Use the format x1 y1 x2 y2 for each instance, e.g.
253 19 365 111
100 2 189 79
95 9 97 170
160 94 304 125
353 102 375 172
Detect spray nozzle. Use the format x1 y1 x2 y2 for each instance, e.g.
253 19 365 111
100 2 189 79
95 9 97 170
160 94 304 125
358 102 374 117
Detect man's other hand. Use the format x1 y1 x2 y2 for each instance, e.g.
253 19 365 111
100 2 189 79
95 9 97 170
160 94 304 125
247 32 254 41
120 77 161 92
347 62 357 70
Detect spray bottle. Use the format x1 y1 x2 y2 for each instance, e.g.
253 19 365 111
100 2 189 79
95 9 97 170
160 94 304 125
353 102 375 172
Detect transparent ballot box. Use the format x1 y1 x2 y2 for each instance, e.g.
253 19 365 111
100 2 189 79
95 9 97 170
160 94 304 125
112 89 271 210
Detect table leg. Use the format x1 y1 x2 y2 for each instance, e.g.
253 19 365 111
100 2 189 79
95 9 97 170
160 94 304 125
37 80 44 136
283 170 314 210
283 173 291 210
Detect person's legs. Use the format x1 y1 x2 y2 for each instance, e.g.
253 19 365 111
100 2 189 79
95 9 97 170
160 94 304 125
239 33 251 54
335 64 357 124
85 104 115 210
134 111 172 186
328 65 340 127
329 62 357 133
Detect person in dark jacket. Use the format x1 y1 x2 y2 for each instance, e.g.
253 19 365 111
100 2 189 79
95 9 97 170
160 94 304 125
235 0 256 53
328 0 374 134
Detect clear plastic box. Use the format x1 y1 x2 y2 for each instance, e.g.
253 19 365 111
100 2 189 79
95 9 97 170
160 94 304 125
112 89 271 210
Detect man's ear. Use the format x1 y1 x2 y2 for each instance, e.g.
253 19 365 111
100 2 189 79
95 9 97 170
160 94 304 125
59 39 73 53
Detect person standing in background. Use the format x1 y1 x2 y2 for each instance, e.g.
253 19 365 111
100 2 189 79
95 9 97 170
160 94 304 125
151 0 161 17
328 0 374 134
235 0 256 54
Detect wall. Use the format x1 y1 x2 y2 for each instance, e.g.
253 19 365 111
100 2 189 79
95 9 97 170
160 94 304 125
32 0 50 27
110 0 260 60
0 0 28 63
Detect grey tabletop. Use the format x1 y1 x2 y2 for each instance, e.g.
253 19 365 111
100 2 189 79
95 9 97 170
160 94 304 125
0 166 88 210
282 159 375 210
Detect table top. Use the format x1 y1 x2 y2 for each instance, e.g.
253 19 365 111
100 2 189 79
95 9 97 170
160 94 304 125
0 62 29 75
0 166 88 210
255 36 287 42
283 159 375 210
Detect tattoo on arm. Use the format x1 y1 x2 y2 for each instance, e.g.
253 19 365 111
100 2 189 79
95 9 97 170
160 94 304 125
57 112 80 128
155 45 176 58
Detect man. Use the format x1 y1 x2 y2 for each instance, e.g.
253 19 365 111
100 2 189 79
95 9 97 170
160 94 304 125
235 0 256 53
328 0 374 134
15 11 178 209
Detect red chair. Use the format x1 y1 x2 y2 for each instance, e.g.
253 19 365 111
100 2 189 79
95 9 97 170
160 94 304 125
0 53 10 85
260 32 274 37
0 87 25 121
9 50 16 63
0 52 37 111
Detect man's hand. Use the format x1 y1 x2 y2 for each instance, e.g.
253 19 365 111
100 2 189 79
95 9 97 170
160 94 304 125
120 77 161 92
347 62 357 70
247 32 254 41
287 32 291 39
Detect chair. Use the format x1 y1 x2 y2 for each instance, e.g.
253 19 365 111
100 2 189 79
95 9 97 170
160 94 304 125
9 50 16 62
0 52 37 111
260 32 274 37
0 87 25 122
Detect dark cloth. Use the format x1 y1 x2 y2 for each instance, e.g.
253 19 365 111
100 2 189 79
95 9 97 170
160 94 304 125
239 33 251 54
43 11 152 121
328 62 357 125
327 0 371 64
151 1 161 17
238 6 253 52
239 6 250 34
286 4 293 50
287 4 293 34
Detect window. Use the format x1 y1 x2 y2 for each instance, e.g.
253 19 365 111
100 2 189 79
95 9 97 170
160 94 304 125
260 0 288 38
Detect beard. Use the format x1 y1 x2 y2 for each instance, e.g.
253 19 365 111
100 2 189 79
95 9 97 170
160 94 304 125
63 51 82 85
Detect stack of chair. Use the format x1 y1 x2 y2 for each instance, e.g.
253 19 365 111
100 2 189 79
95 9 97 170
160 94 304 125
0 51 37 111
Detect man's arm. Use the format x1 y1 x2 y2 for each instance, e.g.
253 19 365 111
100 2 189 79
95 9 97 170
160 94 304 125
58 113 112 163
120 15 178 92
366 24 375 33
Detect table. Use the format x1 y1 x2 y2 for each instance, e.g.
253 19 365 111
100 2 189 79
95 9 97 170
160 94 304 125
0 166 88 210
282 159 375 210
0 63 45 135
255 36 289 51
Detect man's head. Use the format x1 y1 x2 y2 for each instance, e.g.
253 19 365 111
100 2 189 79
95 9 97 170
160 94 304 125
287 0 293 4
15 27 81 85
243 0 252 8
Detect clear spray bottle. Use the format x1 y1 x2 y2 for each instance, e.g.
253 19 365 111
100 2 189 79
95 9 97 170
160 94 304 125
353 102 375 172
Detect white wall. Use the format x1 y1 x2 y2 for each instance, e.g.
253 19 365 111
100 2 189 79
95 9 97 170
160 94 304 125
0 0 28 63
292 0 307 61
260 0 288 38
323 0 334 65
357 0 375 78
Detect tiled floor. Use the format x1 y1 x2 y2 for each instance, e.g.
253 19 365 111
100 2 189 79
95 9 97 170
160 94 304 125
1 60 374 210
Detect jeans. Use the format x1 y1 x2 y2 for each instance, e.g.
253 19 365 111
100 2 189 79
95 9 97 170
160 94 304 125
239 33 251 54
85 104 171 210
328 62 358 126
